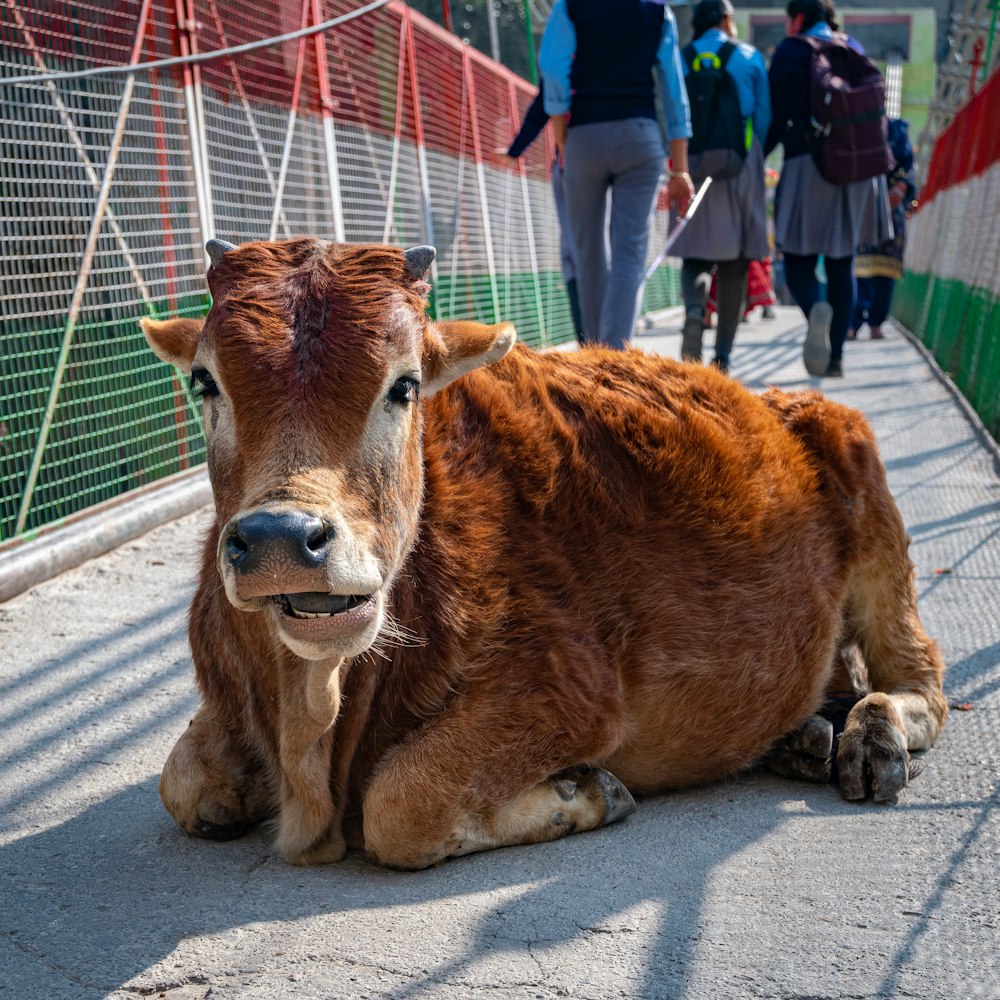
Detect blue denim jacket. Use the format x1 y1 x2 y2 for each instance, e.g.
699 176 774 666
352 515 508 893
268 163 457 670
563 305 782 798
538 0 692 141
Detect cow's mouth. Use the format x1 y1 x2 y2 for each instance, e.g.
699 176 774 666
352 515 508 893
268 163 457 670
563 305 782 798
275 592 373 619
266 589 382 655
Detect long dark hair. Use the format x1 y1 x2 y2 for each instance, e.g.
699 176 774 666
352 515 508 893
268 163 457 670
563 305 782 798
786 0 825 31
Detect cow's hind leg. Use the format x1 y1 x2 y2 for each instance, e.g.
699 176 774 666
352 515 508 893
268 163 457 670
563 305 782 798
837 506 948 801
764 714 836 783
161 706 272 839
762 388 947 801
764 646 866 784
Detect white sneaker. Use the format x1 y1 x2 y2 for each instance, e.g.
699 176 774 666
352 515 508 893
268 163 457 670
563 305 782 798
804 301 833 376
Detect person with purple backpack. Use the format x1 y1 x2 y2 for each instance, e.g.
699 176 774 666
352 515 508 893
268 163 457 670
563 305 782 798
764 0 892 377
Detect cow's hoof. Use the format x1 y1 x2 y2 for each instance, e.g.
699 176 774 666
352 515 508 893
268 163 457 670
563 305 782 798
161 763 270 842
160 715 272 840
555 765 636 826
836 693 909 801
191 798 256 841
169 782 267 842
282 834 348 866
764 715 834 783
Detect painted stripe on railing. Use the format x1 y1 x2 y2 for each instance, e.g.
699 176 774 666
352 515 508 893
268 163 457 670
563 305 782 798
919 67 1000 207
907 162 1000 294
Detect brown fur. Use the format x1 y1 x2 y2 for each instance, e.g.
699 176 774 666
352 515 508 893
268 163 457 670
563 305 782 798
141 239 947 869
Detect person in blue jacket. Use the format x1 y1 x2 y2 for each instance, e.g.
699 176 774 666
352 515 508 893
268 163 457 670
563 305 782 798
539 0 693 350
672 0 771 373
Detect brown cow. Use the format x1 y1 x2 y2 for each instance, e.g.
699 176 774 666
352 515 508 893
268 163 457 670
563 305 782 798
141 238 947 870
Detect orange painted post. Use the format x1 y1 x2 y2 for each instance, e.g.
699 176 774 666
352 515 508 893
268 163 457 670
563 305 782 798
312 0 346 241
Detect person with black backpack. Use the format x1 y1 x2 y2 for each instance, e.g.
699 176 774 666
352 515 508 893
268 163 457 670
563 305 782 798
764 0 893 378
671 0 771 373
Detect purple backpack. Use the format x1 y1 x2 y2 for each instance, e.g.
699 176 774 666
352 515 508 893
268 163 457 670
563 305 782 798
797 33 893 185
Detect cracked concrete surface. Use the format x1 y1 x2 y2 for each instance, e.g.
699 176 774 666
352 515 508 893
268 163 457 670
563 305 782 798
1 310 998 999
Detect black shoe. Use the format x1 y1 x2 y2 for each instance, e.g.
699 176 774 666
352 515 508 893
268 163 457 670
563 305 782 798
823 359 844 377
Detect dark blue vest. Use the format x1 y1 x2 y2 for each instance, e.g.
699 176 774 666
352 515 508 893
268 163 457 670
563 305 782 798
566 0 665 127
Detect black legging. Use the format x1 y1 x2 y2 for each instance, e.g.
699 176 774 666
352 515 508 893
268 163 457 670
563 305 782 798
783 253 856 364
680 257 750 367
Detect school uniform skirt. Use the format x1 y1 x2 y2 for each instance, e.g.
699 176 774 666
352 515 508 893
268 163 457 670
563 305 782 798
775 152 893 258
671 139 769 262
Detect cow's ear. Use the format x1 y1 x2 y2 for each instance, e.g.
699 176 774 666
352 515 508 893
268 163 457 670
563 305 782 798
140 317 205 375
421 320 517 396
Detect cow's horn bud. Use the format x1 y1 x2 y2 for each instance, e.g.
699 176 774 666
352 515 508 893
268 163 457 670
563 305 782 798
206 239 238 267
403 245 436 280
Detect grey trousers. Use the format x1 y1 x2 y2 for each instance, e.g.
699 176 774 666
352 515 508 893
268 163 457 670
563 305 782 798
563 118 665 349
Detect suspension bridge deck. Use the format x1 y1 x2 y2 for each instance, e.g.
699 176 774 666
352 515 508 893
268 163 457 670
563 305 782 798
1 307 998 999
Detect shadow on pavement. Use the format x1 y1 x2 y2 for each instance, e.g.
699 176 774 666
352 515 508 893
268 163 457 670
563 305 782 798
1 772 797 997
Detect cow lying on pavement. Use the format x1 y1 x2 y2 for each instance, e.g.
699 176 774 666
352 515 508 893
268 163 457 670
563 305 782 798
141 238 947 869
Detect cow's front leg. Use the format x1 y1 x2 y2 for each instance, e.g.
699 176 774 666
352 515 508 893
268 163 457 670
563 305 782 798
361 647 629 870
160 706 272 839
364 762 634 870
272 658 347 865
460 764 635 856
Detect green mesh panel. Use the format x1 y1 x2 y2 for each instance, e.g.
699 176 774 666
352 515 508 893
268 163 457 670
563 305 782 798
893 271 1000 439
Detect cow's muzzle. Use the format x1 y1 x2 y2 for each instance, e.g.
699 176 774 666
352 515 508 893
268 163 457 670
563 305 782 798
225 507 332 576
218 504 384 659
220 506 343 602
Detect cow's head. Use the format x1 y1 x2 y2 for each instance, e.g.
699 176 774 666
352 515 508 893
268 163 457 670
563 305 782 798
142 239 515 661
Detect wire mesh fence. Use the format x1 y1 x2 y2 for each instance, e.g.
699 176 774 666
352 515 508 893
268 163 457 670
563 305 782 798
0 0 682 545
892 66 1000 440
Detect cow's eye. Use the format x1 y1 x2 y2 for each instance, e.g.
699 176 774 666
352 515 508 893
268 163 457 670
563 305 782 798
189 366 219 400
387 375 420 405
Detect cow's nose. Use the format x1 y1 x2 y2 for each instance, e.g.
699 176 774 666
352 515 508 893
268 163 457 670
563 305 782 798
225 510 333 573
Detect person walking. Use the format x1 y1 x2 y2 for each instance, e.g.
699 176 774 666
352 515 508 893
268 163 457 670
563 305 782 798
672 0 771 373
850 118 917 340
538 0 693 350
501 82 585 343
764 0 892 377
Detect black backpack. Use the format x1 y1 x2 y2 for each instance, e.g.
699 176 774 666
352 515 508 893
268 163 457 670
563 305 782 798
682 40 749 182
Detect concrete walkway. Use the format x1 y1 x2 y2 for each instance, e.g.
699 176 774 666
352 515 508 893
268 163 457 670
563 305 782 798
1 307 998 1000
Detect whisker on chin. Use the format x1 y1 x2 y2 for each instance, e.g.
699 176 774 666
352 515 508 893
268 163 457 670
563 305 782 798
375 609 428 650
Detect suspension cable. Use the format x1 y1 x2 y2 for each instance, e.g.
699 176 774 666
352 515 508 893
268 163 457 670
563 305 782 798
1 0 393 87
